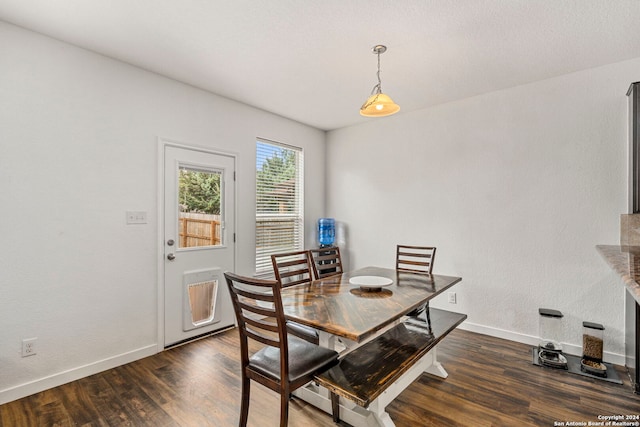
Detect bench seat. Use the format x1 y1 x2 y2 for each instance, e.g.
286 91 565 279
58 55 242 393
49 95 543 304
314 308 467 407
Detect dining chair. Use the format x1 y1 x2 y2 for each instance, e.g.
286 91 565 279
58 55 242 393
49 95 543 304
271 250 315 287
271 251 320 344
396 244 436 274
224 272 339 427
396 245 436 318
309 246 344 279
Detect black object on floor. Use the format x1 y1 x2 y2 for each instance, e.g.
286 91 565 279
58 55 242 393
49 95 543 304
532 347 623 385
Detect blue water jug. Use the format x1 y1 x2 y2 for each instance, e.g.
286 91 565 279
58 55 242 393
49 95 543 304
318 218 335 247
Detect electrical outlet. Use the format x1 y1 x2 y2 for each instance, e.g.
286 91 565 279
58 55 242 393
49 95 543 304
448 292 457 304
22 338 37 357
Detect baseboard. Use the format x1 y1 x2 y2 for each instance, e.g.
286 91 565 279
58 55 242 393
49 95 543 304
0 344 157 405
458 321 626 366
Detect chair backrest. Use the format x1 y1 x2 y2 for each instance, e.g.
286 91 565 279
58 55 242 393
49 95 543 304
309 246 344 279
396 245 436 274
271 250 314 287
223 272 289 376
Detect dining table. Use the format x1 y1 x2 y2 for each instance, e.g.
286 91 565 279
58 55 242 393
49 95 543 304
279 266 464 427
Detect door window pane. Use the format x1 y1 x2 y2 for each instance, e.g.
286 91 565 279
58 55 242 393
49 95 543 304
178 166 223 248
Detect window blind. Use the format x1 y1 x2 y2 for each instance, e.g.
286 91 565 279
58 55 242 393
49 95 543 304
255 140 304 275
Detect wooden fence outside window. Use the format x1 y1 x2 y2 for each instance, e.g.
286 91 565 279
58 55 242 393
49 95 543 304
179 213 221 247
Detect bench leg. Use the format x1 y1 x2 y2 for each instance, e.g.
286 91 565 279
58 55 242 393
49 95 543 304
373 411 395 427
423 347 448 378
368 398 396 427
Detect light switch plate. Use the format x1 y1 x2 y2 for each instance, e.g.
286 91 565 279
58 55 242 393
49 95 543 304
126 211 147 224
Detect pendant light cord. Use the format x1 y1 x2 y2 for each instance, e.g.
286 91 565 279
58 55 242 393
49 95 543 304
371 50 382 95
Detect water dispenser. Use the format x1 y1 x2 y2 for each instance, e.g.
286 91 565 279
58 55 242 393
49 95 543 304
318 218 335 247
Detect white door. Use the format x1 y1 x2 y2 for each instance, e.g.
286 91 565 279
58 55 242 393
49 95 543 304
163 143 236 347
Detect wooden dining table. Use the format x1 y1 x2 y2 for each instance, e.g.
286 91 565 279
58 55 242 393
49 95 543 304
279 266 465 427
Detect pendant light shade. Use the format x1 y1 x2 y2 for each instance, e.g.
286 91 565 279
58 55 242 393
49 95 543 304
360 45 400 117
360 93 400 117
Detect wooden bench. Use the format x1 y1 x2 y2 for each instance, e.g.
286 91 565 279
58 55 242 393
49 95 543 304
314 308 466 421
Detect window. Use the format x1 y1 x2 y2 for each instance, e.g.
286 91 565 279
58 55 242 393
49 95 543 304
255 139 304 275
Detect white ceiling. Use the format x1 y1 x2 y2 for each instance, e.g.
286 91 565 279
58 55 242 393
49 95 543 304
1 0 640 131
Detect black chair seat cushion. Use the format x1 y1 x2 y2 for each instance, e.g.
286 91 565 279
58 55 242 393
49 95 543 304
249 336 338 383
286 321 319 341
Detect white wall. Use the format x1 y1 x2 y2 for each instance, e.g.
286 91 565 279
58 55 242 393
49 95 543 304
327 58 640 363
0 21 325 403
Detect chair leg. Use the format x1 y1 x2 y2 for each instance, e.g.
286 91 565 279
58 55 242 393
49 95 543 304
280 391 289 427
331 392 340 423
239 376 250 427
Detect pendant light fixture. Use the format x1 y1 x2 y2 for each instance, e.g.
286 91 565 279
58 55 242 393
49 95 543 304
360 44 400 117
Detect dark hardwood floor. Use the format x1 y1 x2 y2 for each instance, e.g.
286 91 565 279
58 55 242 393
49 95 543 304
2 328 640 426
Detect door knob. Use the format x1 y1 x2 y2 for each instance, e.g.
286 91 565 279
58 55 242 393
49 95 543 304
167 253 176 261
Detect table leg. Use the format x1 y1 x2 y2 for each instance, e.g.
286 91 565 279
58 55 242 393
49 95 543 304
318 330 337 350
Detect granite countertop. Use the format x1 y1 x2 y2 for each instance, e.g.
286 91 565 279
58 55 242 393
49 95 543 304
596 245 640 304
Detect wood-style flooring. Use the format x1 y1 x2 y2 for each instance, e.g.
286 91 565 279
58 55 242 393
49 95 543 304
2 328 640 426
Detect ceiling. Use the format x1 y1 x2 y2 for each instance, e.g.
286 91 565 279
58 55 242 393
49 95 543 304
2 1 640 131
